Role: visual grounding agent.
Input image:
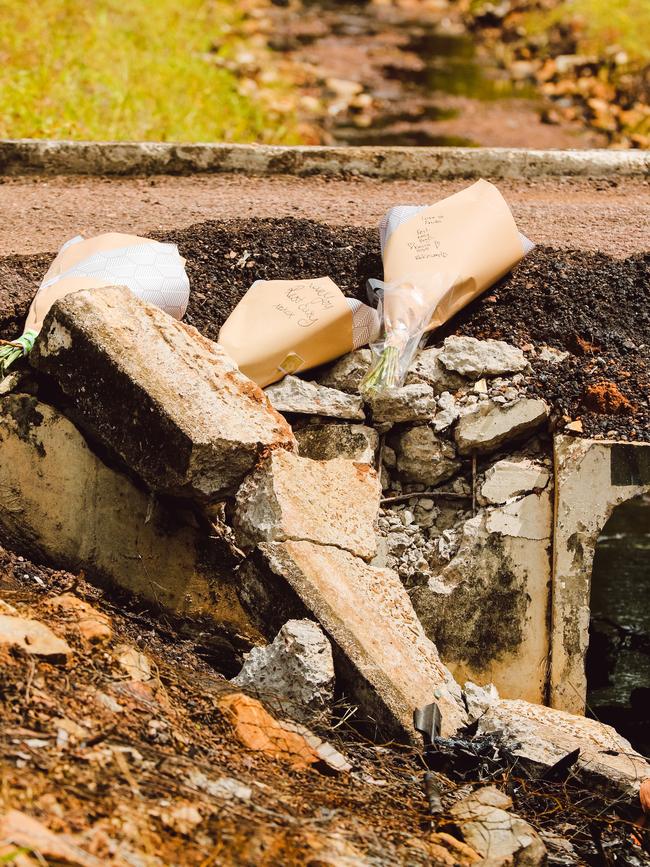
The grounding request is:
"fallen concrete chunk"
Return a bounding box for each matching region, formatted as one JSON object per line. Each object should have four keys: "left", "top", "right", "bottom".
{"left": 232, "top": 619, "right": 335, "bottom": 723}
{"left": 395, "top": 425, "right": 461, "bottom": 486}
{"left": 368, "top": 383, "right": 436, "bottom": 423}
{"left": 295, "top": 423, "right": 378, "bottom": 464}
{"left": 481, "top": 458, "right": 550, "bottom": 504}
{"left": 455, "top": 399, "right": 549, "bottom": 456}
{"left": 30, "top": 285, "right": 295, "bottom": 500}
{"left": 433, "top": 391, "right": 461, "bottom": 432}
{"left": 235, "top": 449, "right": 381, "bottom": 560}
{"left": 449, "top": 786, "right": 546, "bottom": 866}
{"left": 0, "top": 395, "right": 254, "bottom": 632}
{"left": 239, "top": 540, "right": 467, "bottom": 740}
{"left": 478, "top": 698, "right": 650, "bottom": 802}
{"left": 41, "top": 594, "right": 112, "bottom": 645}
{"left": 265, "top": 375, "right": 365, "bottom": 419}
{"left": 407, "top": 347, "right": 467, "bottom": 395}
{"left": 318, "top": 349, "right": 372, "bottom": 393}
{"left": 0, "top": 614, "right": 71, "bottom": 661}
{"left": 439, "top": 336, "right": 528, "bottom": 378}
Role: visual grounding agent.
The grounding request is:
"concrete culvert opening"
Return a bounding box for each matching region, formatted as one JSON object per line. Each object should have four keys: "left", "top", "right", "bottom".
{"left": 586, "top": 493, "right": 650, "bottom": 757}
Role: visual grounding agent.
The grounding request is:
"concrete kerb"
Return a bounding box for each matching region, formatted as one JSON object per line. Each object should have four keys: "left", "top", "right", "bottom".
{"left": 0, "top": 139, "right": 648, "bottom": 178}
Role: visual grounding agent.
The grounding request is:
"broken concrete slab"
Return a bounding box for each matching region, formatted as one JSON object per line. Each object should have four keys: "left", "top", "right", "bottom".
{"left": 265, "top": 375, "right": 365, "bottom": 420}
{"left": 551, "top": 435, "right": 650, "bottom": 714}
{"left": 238, "top": 540, "right": 467, "bottom": 740}
{"left": 317, "top": 349, "right": 372, "bottom": 394}
{"left": 455, "top": 399, "right": 549, "bottom": 456}
{"left": 295, "top": 423, "right": 378, "bottom": 464}
{"left": 481, "top": 459, "right": 550, "bottom": 505}
{"left": 486, "top": 492, "right": 553, "bottom": 540}
{"left": 449, "top": 787, "right": 546, "bottom": 866}
{"left": 235, "top": 449, "right": 381, "bottom": 560}
{"left": 395, "top": 425, "right": 461, "bottom": 486}
{"left": 232, "top": 619, "right": 334, "bottom": 723}
{"left": 0, "top": 614, "right": 71, "bottom": 661}
{"left": 407, "top": 347, "right": 467, "bottom": 395}
{"left": 439, "top": 336, "right": 528, "bottom": 378}
{"left": 368, "top": 383, "right": 436, "bottom": 424}
{"left": 478, "top": 697, "right": 650, "bottom": 802}
{"left": 0, "top": 395, "right": 254, "bottom": 632}
{"left": 30, "top": 285, "right": 295, "bottom": 500}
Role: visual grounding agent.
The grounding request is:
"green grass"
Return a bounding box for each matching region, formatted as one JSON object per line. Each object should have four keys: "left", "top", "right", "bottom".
{"left": 0, "top": 0, "right": 301, "bottom": 142}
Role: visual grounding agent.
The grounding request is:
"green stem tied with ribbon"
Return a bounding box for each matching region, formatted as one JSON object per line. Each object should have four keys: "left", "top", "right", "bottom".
{"left": 0, "top": 330, "right": 39, "bottom": 378}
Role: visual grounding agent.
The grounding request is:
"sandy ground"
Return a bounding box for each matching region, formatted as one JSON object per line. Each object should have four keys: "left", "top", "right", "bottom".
{"left": 0, "top": 174, "right": 648, "bottom": 257}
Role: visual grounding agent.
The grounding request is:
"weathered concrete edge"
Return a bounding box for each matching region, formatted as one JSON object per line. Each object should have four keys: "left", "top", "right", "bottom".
{"left": 0, "top": 139, "right": 648, "bottom": 179}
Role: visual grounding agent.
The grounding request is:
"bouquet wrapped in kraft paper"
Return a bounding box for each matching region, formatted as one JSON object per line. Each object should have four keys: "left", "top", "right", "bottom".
{"left": 0, "top": 233, "right": 190, "bottom": 377}
{"left": 361, "top": 179, "right": 534, "bottom": 394}
{"left": 219, "top": 277, "right": 379, "bottom": 388}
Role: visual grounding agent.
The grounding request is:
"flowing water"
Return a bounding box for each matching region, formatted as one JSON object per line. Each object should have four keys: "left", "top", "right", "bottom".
{"left": 586, "top": 495, "right": 650, "bottom": 757}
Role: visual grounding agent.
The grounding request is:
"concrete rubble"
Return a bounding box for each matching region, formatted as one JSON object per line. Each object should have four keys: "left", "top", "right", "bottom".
{"left": 30, "top": 285, "right": 296, "bottom": 500}
{"left": 1, "top": 285, "right": 648, "bottom": 854}
{"left": 232, "top": 619, "right": 335, "bottom": 723}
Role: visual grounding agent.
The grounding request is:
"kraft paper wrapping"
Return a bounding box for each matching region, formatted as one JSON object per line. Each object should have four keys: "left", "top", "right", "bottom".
{"left": 380, "top": 179, "right": 533, "bottom": 333}
{"left": 24, "top": 233, "right": 190, "bottom": 333}
{"left": 218, "top": 277, "right": 379, "bottom": 388}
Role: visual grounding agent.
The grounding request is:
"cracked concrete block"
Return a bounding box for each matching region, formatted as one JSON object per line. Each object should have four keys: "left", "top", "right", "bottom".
{"left": 478, "top": 698, "right": 650, "bottom": 802}
{"left": 367, "top": 383, "right": 436, "bottom": 423}
{"left": 295, "top": 423, "right": 378, "bottom": 464}
{"left": 237, "top": 540, "right": 467, "bottom": 740}
{"left": 265, "top": 375, "right": 365, "bottom": 419}
{"left": 439, "top": 336, "right": 528, "bottom": 378}
{"left": 395, "top": 425, "right": 461, "bottom": 486}
{"left": 234, "top": 449, "right": 381, "bottom": 560}
{"left": 411, "top": 486, "right": 552, "bottom": 704}
{"left": 551, "top": 435, "right": 650, "bottom": 714}
{"left": 232, "top": 619, "right": 334, "bottom": 723}
{"left": 481, "top": 459, "right": 550, "bottom": 504}
{"left": 455, "top": 399, "right": 549, "bottom": 456}
{"left": 0, "top": 395, "right": 254, "bottom": 633}
{"left": 407, "top": 347, "right": 467, "bottom": 395}
{"left": 30, "top": 286, "right": 295, "bottom": 500}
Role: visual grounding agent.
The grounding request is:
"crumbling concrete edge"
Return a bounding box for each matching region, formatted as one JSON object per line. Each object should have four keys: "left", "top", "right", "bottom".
{"left": 0, "top": 139, "right": 648, "bottom": 179}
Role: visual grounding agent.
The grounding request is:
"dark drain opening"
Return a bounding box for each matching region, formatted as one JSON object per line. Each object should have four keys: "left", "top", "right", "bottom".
{"left": 585, "top": 493, "right": 650, "bottom": 757}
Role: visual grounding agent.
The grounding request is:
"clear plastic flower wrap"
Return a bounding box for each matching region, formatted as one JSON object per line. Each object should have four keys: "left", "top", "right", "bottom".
{"left": 360, "top": 272, "right": 457, "bottom": 395}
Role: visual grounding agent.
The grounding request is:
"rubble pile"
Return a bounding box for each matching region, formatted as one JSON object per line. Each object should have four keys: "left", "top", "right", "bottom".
{"left": 0, "top": 224, "right": 648, "bottom": 863}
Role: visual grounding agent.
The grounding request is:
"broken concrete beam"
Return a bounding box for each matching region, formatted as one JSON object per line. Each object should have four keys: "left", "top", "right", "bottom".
{"left": 234, "top": 449, "right": 381, "bottom": 560}
{"left": 0, "top": 395, "right": 255, "bottom": 634}
{"left": 264, "top": 375, "right": 365, "bottom": 420}
{"left": 479, "top": 697, "right": 650, "bottom": 802}
{"left": 480, "top": 458, "right": 550, "bottom": 505}
{"left": 439, "top": 336, "right": 528, "bottom": 378}
{"left": 295, "top": 423, "right": 378, "bottom": 464}
{"left": 237, "top": 540, "right": 467, "bottom": 740}
{"left": 455, "top": 398, "right": 549, "bottom": 455}
{"left": 30, "top": 286, "right": 295, "bottom": 500}
{"left": 232, "top": 619, "right": 335, "bottom": 723}
{"left": 395, "top": 425, "right": 461, "bottom": 486}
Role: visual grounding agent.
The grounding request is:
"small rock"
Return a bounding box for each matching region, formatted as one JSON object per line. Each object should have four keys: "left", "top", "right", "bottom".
{"left": 367, "top": 384, "right": 436, "bottom": 423}
{"left": 232, "top": 619, "right": 334, "bottom": 723}
{"left": 463, "top": 681, "right": 500, "bottom": 723}
{"left": 396, "top": 426, "right": 461, "bottom": 486}
{"left": 434, "top": 391, "right": 461, "bottom": 432}
{"left": 186, "top": 769, "right": 252, "bottom": 802}
{"left": 382, "top": 445, "right": 397, "bottom": 468}
{"left": 538, "top": 345, "right": 569, "bottom": 364}
{"left": 481, "top": 459, "right": 550, "bottom": 504}
{"left": 265, "top": 375, "right": 365, "bottom": 420}
{"left": 159, "top": 802, "right": 203, "bottom": 836}
{"left": 565, "top": 419, "right": 583, "bottom": 433}
{"left": 473, "top": 378, "right": 488, "bottom": 394}
{"left": 0, "top": 614, "right": 71, "bottom": 661}
{"left": 42, "top": 594, "right": 112, "bottom": 645}
{"left": 295, "top": 423, "right": 378, "bottom": 464}
{"left": 439, "top": 336, "right": 528, "bottom": 378}
{"left": 318, "top": 349, "right": 372, "bottom": 393}
{"left": 455, "top": 399, "right": 549, "bottom": 456}
{"left": 0, "top": 810, "right": 102, "bottom": 867}
{"left": 407, "top": 346, "right": 467, "bottom": 394}
{"left": 449, "top": 786, "right": 546, "bottom": 866}
{"left": 115, "top": 644, "right": 152, "bottom": 682}
{"left": 234, "top": 449, "right": 381, "bottom": 560}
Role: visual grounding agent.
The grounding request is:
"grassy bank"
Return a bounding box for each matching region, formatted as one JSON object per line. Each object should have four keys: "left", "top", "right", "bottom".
{"left": 0, "top": 0, "right": 300, "bottom": 143}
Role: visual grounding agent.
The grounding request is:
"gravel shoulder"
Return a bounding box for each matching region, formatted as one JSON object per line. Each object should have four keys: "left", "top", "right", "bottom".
{"left": 0, "top": 173, "right": 648, "bottom": 257}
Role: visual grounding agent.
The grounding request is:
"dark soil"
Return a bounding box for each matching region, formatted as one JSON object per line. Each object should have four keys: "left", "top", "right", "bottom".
{"left": 1, "top": 217, "right": 648, "bottom": 441}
